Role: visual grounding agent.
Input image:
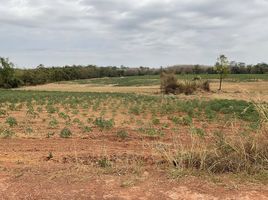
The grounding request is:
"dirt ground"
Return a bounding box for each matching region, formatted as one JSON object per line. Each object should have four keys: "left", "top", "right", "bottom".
{"left": 2, "top": 81, "right": 268, "bottom": 199}
{"left": 1, "top": 137, "right": 268, "bottom": 200}
{"left": 16, "top": 81, "right": 268, "bottom": 102}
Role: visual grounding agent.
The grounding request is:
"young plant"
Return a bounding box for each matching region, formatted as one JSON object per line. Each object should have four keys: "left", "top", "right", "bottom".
{"left": 94, "top": 117, "right": 114, "bottom": 130}
{"left": 0, "top": 129, "right": 15, "bottom": 138}
{"left": 49, "top": 118, "right": 59, "bottom": 129}
{"left": 5, "top": 117, "right": 17, "bottom": 127}
{"left": 60, "top": 127, "right": 72, "bottom": 138}
{"left": 215, "top": 54, "right": 229, "bottom": 90}
{"left": 116, "top": 130, "right": 129, "bottom": 140}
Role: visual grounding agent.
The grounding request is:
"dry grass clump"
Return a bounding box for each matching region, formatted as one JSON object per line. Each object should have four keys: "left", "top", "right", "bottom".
{"left": 156, "top": 102, "right": 268, "bottom": 175}
{"left": 160, "top": 72, "right": 210, "bottom": 95}
{"left": 160, "top": 71, "right": 178, "bottom": 94}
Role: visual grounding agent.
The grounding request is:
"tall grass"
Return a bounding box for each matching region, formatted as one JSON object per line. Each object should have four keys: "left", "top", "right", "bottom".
{"left": 160, "top": 71, "right": 210, "bottom": 95}
{"left": 156, "top": 101, "right": 268, "bottom": 174}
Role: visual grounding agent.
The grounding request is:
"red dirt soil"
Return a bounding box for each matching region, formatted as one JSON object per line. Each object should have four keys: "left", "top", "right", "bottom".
{"left": 0, "top": 137, "right": 267, "bottom": 200}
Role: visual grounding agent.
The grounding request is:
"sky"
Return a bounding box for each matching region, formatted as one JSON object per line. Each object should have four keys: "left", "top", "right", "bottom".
{"left": 0, "top": 0, "right": 268, "bottom": 68}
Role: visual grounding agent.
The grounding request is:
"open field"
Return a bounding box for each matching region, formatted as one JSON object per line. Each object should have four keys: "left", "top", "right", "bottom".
{"left": 58, "top": 74, "right": 268, "bottom": 86}
{"left": 0, "top": 86, "right": 268, "bottom": 199}
{"left": 17, "top": 80, "right": 268, "bottom": 102}
{"left": 2, "top": 75, "right": 268, "bottom": 199}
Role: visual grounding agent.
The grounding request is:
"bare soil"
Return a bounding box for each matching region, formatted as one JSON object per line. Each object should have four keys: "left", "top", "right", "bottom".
{"left": 0, "top": 137, "right": 268, "bottom": 199}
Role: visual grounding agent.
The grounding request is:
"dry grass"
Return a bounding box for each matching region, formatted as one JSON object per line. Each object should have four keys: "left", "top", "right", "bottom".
{"left": 15, "top": 81, "right": 268, "bottom": 102}
{"left": 156, "top": 101, "right": 268, "bottom": 175}
{"left": 160, "top": 72, "right": 210, "bottom": 95}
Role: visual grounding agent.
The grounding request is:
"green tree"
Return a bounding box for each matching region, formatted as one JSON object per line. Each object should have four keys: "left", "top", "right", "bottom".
{"left": 0, "top": 57, "right": 22, "bottom": 88}
{"left": 215, "top": 55, "right": 229, "bottom": 90}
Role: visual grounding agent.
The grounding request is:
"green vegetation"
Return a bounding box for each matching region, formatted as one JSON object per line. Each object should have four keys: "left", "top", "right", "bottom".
{"left": 0, "top": 128, "right": 15, "bottom": 138}
{"left": 5, "top": 117, "right": 18, "bottom": 127}
{"left": 215, "top": 54, "right": 230, "bottom": 90}
{"left": 0, "top": 88, "right": 266, "bottom": 182}
{"left": 60, "top": 127, "right": 72, "bottom": 138}
{"left": 0, "top": 57, "right": 22, "bottom": 88}
{"left": 61, "top": 74, "right": 268, "bottom": 87}
{"left": 0, "top": 90, "right": 260, "bottom": 123}
{"left": 0, "top": 56, "right": 267, "bottom": 88}
{"left": 94, "top": 117, "right": 114, "bottom": 130}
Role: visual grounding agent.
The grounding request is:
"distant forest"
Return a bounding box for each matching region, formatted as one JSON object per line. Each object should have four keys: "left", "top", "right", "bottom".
{"left": 0, "top": 57, "right": 268, "bottom": 88}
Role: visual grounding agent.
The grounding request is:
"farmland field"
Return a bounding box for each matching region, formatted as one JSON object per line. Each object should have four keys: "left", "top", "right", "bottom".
{"left": 1, "top": 76, "right": 268, "bottom": 199}
{"left": 58, "top": 74, "right": 268, "bottom": 86}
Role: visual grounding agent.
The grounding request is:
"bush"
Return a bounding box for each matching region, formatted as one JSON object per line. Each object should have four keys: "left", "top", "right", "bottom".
{"left": 201, "top": 80, "right": 210, "bottom": 92}
{"left": 160, "top": 71, "right": 210, "bottom": 95}
{"left": 160, "top": 71, "right": 178, "bottom": 94}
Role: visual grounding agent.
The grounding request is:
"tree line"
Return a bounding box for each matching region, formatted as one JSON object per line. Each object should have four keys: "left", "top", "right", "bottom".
{"left": 0, "top": 57, "right": 268, "bottom": 88}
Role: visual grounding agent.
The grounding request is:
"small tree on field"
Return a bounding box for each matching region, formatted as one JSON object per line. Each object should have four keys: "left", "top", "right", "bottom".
{"left": 215, "top": 55, "right": 229, "bottom": 90}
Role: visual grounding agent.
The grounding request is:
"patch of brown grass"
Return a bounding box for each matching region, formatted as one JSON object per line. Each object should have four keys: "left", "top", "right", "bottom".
{"left": 156, "top": 101, "right": 268, "bottom": 175}
{"left": 160, "top": 72, "right": 210, "bottom": 95}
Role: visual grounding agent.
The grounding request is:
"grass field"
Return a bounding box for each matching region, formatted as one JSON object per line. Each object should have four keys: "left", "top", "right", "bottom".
{"left": 1, "top": 76, "right": 268, "bottom": 199}
{"left": 59, "top": 74, "right": 268, "bottom": 86}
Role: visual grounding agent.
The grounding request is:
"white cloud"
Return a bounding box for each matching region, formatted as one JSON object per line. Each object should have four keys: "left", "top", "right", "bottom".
{"left": 0, "top": 0, "right": 267, "bottom": 67}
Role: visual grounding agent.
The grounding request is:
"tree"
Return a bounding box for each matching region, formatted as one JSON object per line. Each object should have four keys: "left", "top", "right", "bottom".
{"left": 0, "top": 57, "right": 21, "bottom": 88}
{"left": 215, "top": 55, "right": 229, "bottom": 90}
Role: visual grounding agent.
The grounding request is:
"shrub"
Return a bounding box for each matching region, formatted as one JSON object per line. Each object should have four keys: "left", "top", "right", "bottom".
{"left": 160, "top": 71, "right": 178, "bottom": 94}
{"left": 60, "top": 127, "right": 72, "bottom": 138}
{"left": 201, "top": 80, "right": 210, "bottom": 92}
{"left": 160, "top": 71, "right": 210, "bottom": 95}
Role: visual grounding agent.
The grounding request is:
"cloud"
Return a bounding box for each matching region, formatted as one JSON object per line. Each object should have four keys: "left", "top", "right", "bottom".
{"left": 0, "top": 0, "right": 267, "bottom": 67}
